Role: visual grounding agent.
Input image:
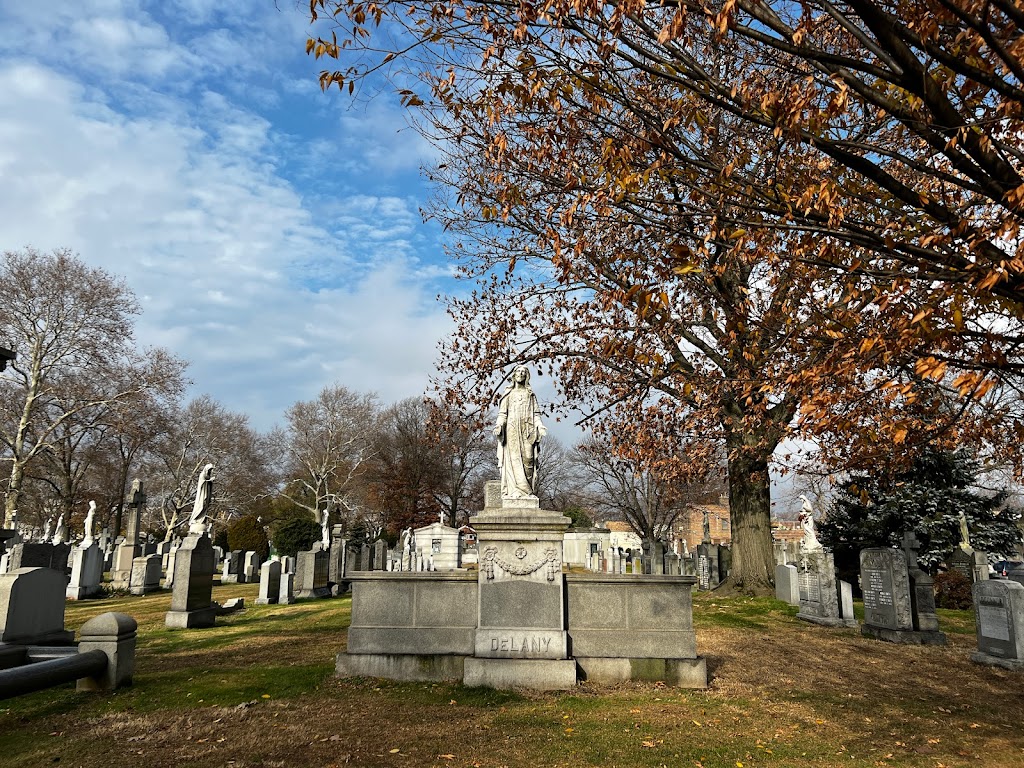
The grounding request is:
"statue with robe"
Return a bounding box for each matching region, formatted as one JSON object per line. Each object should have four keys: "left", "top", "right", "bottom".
{"left": 493, "top": 365, "right": 547, "bottom": 499}
{"left": 189, "top": 464, "right": 215, "bottom": 534}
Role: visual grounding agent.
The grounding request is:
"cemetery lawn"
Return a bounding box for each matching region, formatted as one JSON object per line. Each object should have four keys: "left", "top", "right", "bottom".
{"left": 2, "top": 587, "right": 1023, "bottom": 768}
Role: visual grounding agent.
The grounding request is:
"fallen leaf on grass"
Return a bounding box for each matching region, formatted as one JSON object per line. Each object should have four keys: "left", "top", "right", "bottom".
{"left": 389, "top": 748, "right": 400, "bottom": 754}
{"left": 438, "top": 755, "right": 455, "bottom": 760}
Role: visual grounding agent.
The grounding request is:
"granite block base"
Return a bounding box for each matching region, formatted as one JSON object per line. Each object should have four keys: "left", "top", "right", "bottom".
{"left": 970, "top": 650, "right": 1024, "bottom": 671}
{"left": 337, "top": 652, "right": 466, "bottom": 682}
{"left": 165, "top": 607, "right": 217, "bottom": 629}
{"left": 861, "top": 625, "right": 947, "bottom": 645}
{"left": 797, "top": 613, "right": 858, "bottom": 628}
{"left": 575, "top": 656, "right": 708, "bottom": 688}
{"left": 463, "top": 657, "right": 577, "bottom": 690}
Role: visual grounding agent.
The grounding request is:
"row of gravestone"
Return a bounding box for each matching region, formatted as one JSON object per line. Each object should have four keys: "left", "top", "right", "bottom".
{"left": 776, "top": 535, "right": 1024, "bottom": 670}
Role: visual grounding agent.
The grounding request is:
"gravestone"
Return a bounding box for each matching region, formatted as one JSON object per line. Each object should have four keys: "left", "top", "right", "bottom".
{"left": 950, "top": 547, "right": 989, "bottom": 584}
{"left": 129, "top": 554, "right": 162, "bottom": 596}
{"left": 970, "top": 579, "right": 1024, "bottom": 670}
{"left": 0, "top": 567, "right": 74, "bottom": 643}
{"left": 7, "top": 542, "right": 71, "bottom": 577}
{"left": 295, "top": 545, "right": 330, "bottom": 599}
{"left": 165, "top": 532, "right": 217, "bottom": 628}
{"left": 373, "top": 540, "right": 387, "bottom": 571}
{"left": 796, "top": 551, "right": 856, "bottom": 627}
{"left": 243, "top": 551, "right": 259, "bottom": 583}
{"left": 775, "top": 563, "right": 799, "bottom": 606}
{"left": 695, "top": 543, "right": 719, "bottom": 590}
{"left": 860, "top": 544, "right": 946, "bottom": 645}
{"left": 278, "top": 571, "right": 295, "bottom": 605}
{"left": 221, "top": 550, "right": 243, "bottom": 583}
{"left": 66, "top": 541, "right": 103, "bottom": 600}
{"left": 329, "top": 527, "right": 347, "bottom": 586}
{"left": 255, "top": 559, "right": 282, "bottom": 605}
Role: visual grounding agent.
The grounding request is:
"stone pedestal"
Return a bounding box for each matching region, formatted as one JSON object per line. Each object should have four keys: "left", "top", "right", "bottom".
{"left": 165, "top": 533, "right": 216, "bottom": 628}
{"left": 66, "top": 542, "right": 103, "bottom": 600}
{"left": 467, "top": 501, "right": 576, "bottom": 690}
{"left": 77, "top": 612, "right": 138, "bottom": 691}
{"left": 951, "top": 547, "right": 989, "bottom": 584}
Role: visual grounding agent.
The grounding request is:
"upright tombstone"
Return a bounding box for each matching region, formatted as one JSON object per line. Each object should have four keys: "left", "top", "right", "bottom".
{"left": 255, "top": 559, "right": 282, "bottom": 605}
{"left": 295, "top": 544, "right": 330, "bottom": 599}
{"left": 775, "top": 563, "right": 800, "bottom": 606}
{"left": 243, "top": 551, "right": 260, "bottom": 583}
{"left": 278, "top": 571, "right": 295, "bottom": 605}
{"left": 222, "top": 550, "right": 244, "bottom": 583}
{"left": 793, "top": 508, "right": 855, "bottom": 627}
{"left": 0, "top": 567, "right": 74, "bottom": 644}
{"left": 970, "top": 579, "right": 1024, "bottom": 670}
{"left": 67, "top": 502, "right": 103, "bottom": 600}
{"left": 112, "top": 480, "right": 146, "bottom": 588}
{"left": 166, "top": 463, "right": 217, "bottom": 629}
{"left": 329, "top": 525, "right": 347, "bottom": 588}
{"left": 373, "top": 539, "right": 387, "bottom": 571}
{"left": 129, "top": 554, "right": 162, "bottom": 595}
{"left": 795, "top": 551, "right": 855, "bottom": 627}
{"left": 950, "top": 547, "right": 989, "bottom": 585}
{"left": 860, "top": 541, "right": 947, "bottom": 645}
{"left": 695, "top": 543, "right": 719, "bottom": 590}
{"left": 6, "top": 542, "right": 72, "bottom": 577}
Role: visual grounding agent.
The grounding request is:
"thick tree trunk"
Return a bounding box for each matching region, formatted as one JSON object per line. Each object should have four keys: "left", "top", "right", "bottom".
{"left": 720, "top": 433, "right": 776, "bottom": 595}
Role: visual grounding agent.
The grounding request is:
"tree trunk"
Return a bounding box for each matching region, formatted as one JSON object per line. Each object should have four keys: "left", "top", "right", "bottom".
{"left": 4, "top": 461, "right": 24, "bottom": 528}
{"left": 720, "top": 433, "right": 776, "bottom": 595}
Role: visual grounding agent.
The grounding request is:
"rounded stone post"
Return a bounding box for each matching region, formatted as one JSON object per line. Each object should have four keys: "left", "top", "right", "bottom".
{"left": 76, "top": 612, "right": 138, "bottom": 691}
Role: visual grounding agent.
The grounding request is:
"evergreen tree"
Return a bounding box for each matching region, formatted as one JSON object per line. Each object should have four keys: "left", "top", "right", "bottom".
{"left": 819, "top": 449, "right": 1020, "bottom": 582}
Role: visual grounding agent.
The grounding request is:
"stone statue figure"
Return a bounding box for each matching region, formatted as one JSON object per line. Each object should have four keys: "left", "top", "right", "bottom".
{"left": 83, "top": 501, "right": 97, "bottom": 544}
{"left": 957, "top": 510, "right": 973, "bottom": 552}
{"left": 701, "top": 508, "right": 711, "bottom": 543}
{"left": 320, "top": 506, "right": 331, "bottom": 549}
{"left": 798, "top": 495, "right": 823, "bottom": 553}
{"left": 493, "top": 365, "right": 547, "bottom": 499}
{"left": 52, "top": 514, "right": 67, "bottom": 545}
{"left": 189, "top": 464, "right": 215, "bottom": 534}
{"left": 40, "top": 518, "right": 51, "bottom": 543}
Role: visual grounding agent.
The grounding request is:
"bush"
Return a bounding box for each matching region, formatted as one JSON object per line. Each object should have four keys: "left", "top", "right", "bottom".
{"left": 934, "top": 570, "right": 974, "bottom": 610}
{"left": 212, "top": 526, "right": 229, "bottom": 551}
{"left": 226, "top": 515, "right": 270, "bottom": 561}
{"left": 272, "top": 513, "right": 321, "bottom": 558}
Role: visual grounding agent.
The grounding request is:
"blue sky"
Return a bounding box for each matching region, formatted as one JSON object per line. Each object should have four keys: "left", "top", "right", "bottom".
{"left": 0, "top": 0, "right": 457, "bottom": 431}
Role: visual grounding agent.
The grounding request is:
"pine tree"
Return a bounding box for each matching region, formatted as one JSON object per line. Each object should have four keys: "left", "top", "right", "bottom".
{"left": 819, "top": 449, "right": 1020, "bottom": 583}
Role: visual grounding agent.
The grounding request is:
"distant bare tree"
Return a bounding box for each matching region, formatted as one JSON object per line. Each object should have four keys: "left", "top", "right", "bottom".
{"left": 0, "top": 247, "right": 185, "bottom": 527}
{"left": 281, "top": 385, "right": 379, "bottom": 528}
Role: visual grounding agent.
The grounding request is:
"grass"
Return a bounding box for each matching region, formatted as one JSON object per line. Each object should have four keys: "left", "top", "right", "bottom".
{"left": 2, "top": 583, "right": 1023, "bottom": 768}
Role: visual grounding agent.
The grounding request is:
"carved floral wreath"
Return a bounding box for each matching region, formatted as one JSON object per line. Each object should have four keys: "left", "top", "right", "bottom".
{"left": 481, "top": 546, "right": 559, "bottom": 581}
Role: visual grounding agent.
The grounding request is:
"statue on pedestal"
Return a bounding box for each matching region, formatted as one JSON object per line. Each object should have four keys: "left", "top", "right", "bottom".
{"left": 83, "top": 501, "right": 97, "bottom": 545}
{"left": 798, "top": 495, "right": 823, "bottom": 553}
{"left": 189, "top": 464, "right": 215, "bottom": 535}
{"left": 493, "top": 365, "right": 547, "bottom": 499}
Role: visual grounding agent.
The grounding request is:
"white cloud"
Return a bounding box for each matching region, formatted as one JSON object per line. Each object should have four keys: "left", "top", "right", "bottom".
{"left": 0, "top": 28, "right": 453, "bottom": 432}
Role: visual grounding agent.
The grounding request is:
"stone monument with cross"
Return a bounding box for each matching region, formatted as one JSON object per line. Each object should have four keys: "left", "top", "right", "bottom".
{"left": 111, "top": 480, "right": 146, "bottom": 589}
{"left": 859, "top": 532, "right": 947, "bottom": 645}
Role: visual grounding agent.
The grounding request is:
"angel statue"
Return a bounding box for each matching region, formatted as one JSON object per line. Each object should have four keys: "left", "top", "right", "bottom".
{"left": 493, "top": 365, "right": 547, "bottom": 499}
{"left": 798, "top": 495, "right": 823, "bottom": 553}
{"left": 189, "top": 464, "right": 215, "bottom": 534}
{"left": 83, "top": 501, "right": 97, "bottom": 544}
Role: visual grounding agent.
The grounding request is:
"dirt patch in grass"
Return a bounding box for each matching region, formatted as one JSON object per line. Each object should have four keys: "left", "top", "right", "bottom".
{"left": 2, "top": 588, "right": 1023, "bottom": 768}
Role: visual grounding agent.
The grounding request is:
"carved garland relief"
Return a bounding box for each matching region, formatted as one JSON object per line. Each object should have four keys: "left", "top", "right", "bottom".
{"left": 482, "top": 546, "right": 559, "bottom": 581}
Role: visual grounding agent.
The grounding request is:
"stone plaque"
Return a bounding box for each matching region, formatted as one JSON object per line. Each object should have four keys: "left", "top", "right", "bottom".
{"left": 798, "top": 570, "right": 820, "bottom": 603}
{"left": 474, "top": 628, "right": 567, "bottom": 659}
{"left": 979, "top": 603, "right": 1010, "bottom": 643}
{"left": 697, "top": 555, "right": 710, "bottom": 590}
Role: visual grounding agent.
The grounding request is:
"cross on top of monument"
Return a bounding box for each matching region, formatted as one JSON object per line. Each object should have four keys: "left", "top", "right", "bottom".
{"left": 902, "top": 531, "right": 921, "bottom": 567}
{"left": 130, "top": 479, "right": 146, "bottom": 508}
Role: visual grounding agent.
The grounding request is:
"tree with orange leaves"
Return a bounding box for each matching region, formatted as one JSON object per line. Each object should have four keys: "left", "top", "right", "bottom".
{"left": 307, "top": 0, "right": 1024, "bottom": 591}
